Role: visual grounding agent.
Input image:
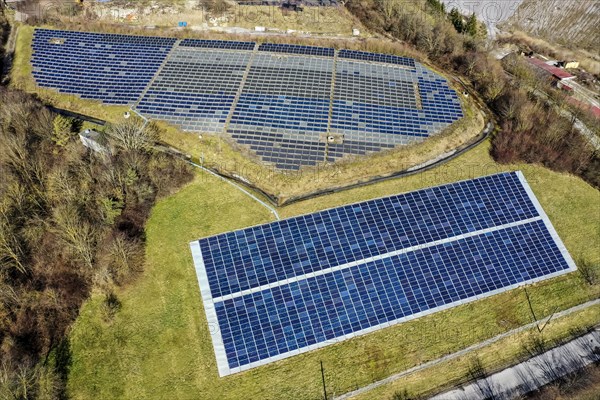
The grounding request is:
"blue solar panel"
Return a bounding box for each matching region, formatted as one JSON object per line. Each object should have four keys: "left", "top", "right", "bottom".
{"left": 31, "top": 29, "right": 176, "bottom": 104}
{"left": 180, "top": 38, "right": 256, "bottom": 50}
{"left": 201, "top": 172, "right": 540, "bottom": 298}
{"left": 30, "top": 28, "right": 464, "bottom": 169}
{"left": 338, "top": 49, "right": 416, "bottom": 68}
{"left": 258, "top": 43, "right": 335, "bottom": 57}
{"left": 190, "top": 171, "right": 576, "bottom": 376}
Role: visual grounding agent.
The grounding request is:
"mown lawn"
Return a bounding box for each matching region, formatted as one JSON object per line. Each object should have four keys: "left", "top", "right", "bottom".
{"left": 67, "top": 140, "right": 600, "bottom": 400}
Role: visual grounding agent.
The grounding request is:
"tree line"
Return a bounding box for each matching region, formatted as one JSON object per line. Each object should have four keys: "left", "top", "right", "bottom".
{"left": 0, "top": 87, "right": 192, "bottom": 399}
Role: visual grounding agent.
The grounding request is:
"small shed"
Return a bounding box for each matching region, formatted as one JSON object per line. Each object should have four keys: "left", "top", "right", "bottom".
{"left": 556, "top": 61, "right": 579, "bottom": 69}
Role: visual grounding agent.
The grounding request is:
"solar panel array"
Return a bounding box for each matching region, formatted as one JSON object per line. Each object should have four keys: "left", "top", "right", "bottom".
{"left": 229, "top": 54, "right": 333, "bottom": 169}
{"left": 190, "top": 172, "right": 576, "bottom": 376}
{"left": 338, "top": 49, "right": 416, "bottom": 68}
{"left": 330, "top": 61, "right": 462, "bottom": 149}
{"left": 31, "top": 29, "right": 463, "bottom": 169}
{"left": 32, "top": 29, "right": 176, "bottom": 104}
{"left": 137, "top": 49, "right": 252, "bottom": 133}
{"left": 180, "top": 38, "right": 256, "bottom": 51}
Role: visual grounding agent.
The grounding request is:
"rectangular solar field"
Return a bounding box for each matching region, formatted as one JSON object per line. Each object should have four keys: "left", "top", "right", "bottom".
{"left": 192, "top": 171, "right": 576, "bottom": 376}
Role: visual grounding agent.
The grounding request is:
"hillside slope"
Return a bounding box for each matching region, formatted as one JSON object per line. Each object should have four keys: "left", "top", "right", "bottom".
{"left": 500, "top": 0, "right": 599, "bottom": 53}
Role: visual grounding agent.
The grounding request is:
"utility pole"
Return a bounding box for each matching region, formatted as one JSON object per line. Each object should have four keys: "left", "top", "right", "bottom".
{"left": 320, "top": 360, "right": 327, "bottom": 400}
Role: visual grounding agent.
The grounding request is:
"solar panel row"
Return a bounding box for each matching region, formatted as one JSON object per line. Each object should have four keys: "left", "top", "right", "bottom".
{"left": 227, "top": 53, "right": 334, "bottom": 169}
{"left": 190, "top": 172, "right": 576, "bottom": 376}
{"left": 200, "top": 172, "right": 537, "bottom": 299}
{"left": 338, "top": 49, "right": 416, "bottom": 68}
{"left": 215, "top": 220, "right": 568, "bottom": 369}
{"left": 136, "top": 49, "right": 251, "bottom": 133}
{"left": 180, "top": 38, "right": 256, "bottom": 51}
{"left": 258, "top": 43, "right": 335, "bottom": 57}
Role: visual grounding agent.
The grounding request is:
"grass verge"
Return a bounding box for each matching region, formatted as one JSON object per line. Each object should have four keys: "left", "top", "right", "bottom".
{"left": 66, "top": 140, "right": 600, "bottom": 400}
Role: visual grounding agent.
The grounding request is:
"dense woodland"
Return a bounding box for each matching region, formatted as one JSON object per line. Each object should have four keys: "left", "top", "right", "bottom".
{"left": 347, "top": 0, "right": 600, "bottom": 188}
{"left": 0, "top": 87, "right": 192, "bottom": 398}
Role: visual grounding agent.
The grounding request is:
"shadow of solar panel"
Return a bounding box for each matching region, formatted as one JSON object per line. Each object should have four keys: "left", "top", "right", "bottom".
{"left": 190, "top": 172, "right": 576, "bottom": 375}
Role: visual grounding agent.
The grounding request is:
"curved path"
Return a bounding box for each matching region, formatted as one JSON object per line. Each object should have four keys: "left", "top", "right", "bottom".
{"left": 431, "top": 326, "right": 599, "bottom": 399}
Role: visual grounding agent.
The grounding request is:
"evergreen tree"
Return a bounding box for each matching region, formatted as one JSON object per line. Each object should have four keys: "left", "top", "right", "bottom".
{"left": 449, "top": 8, "right": 464, "bottom": 33}
{"left": 52, "top": 115, "right": 75, "bottom": 147}
{"left": 465, "top": 12, "right": 478, "bottom": 36}
{"left": 426, "top": 0, "right": 445, "bottom": 14}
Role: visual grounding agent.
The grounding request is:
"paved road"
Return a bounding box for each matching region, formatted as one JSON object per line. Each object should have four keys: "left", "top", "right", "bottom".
{"left": 333, "top": 298, "right": 600, "bottom": 400}
{"left": 431, "top": 326, "right": 600, "bottom": 399}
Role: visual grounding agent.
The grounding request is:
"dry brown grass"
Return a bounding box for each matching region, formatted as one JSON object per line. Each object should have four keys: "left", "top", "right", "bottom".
{"left": 137, "top": 6, "right": 361, "bottom": 36}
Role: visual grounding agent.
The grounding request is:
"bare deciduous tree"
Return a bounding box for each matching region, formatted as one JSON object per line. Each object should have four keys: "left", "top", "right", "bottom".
{"left": 577, "top": 259, "right": 598, "bottom": 286}
{"left": 0, "top": 207, "right": 26, "bottom": 275}
{"left": 106, "top": 118, "right": 159, "bottom": 153}
{"left": 51, "top": 205, "right": 96, "bottom": 270}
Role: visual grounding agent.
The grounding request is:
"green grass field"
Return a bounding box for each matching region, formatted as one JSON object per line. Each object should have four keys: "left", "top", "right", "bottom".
{"left": 66, "top": 140, "right": 600, "bottom": 400}
{"left": 352, "top": 304, "right": 600, "bottom": 399}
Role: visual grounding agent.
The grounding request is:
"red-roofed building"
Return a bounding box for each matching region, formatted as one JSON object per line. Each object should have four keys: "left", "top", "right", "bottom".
{"left": 527, "top": 57, "right": 575, "bottom": 81}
